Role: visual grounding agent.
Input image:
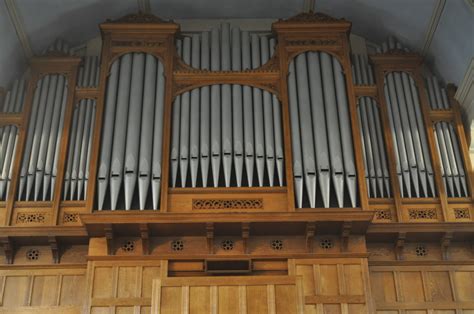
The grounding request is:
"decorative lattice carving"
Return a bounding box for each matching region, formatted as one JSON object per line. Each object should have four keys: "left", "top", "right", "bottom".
{"left": 171, "top": 240, "right": 184, "bottom": 251}
{"left": 271, "top": 240, "right": 283, "bottom": 251}
{"left": 375, "top": 209, "right": 392, "bottom": 220}
{"left": 63, "top": 213, "right": 79, "bottom": 223}
{"left": 454, "top": 208, "right": 470, "bottom": 219}
{"left": 221, "top": 240, "right": 234, "bottom": 251}
{"left": 408, "top": 209, "right": 437, "bottom": 220}
{"left": 192, "top": 199, "right": 263, "bottom": 210}
{"left": 320, "top": 239, "right": 333, "bottom": 249}
{"left": 415, "top": 245, "right": 427, "bottom": 257}
{"left": 111, "top": 40, "right": 165, "bottom": 48}
{"left": 26, "top": 249, "right": 40, "bottom": 261}
{"left": 121, "top": 240, "right": 135, "bottom": 252}
{"left": 16, "top": 212, "right": 46, "bottom": 224}
{"left": 286, "top": 39, "right": 338, "bottom": 46}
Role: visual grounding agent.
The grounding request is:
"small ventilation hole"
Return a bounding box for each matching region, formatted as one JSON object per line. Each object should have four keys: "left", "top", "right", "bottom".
{"left": 320, "top": 239, "right": 333, "bottom": 249}
{"left": 121, "top": 240, "right": 135, "bottom": 252}
{"left": 415, "top": 245, "right": 427, "bottom": 257}
{"left": 26, "top": 248, "right": 40, "bottom": 261}
{"left": 271, "top": 240, "right": 283, "bottom": 250}
{"left": 221, "top": 240, "right": 234, "bottom": 251}
{"left": 171, "top": 240, "right": 184, "bottom": 251}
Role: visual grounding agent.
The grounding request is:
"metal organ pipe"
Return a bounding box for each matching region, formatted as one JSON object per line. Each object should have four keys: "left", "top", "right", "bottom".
{"left": 170, "top": 40, "right": 182, "bottom": 188}
{"left": 0, "top": 79, "right": 26, "bottom": 201}
{"left": 426, "top": 75, "right": 469, "bottom": 197}
{"left": 98, "top": 52, "right": 166, "bottom": 210}
{"left": 179, "top": 38, "right": 191, "bottom": 188}
{"left": 169, "top": 24, "right": 284, "bottom": 190}
{"left": 288, "top": 51, "right": 357, "bottom": 208}
{"left": 269, "top": 38, "right": 284, "bottom": 186}
{"left": 200, "top": 33, "right": 211, "bottom": 187}
{"left": 231, "top": 27, "right": 244, "bottom": 187}
{"left": 64, "top": 56, "right": 98, "bottom": 202}
{"left": 189, "top": 34, "right": 201, "bottom": 188}
{"left": 377, "top": 37, "right": 438, "bottom": 198}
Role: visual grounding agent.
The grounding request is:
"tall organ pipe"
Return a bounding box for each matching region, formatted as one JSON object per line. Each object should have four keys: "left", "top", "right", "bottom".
{"left": 287, "top": 61, "right": 304, "bottom": 208}
{"left": 98, "top": 52, "right": 165, "bottom": 210}
{"left": 241, "top": 31, "right": 255, "bottom": 187}
{"left": 0, "top": 79, "right": 26, "bottom": 200}
{"left": 210, "top": 28, "right": 221, "bottom": 187}
{"left": 333, "top": 58, "right": 357, "bottom": 207}
{"left": 151, "top": 62, "right": 166, "bottom": 209}
{"left": 170, "top": 40, "right": 183, "bottom": 188}
{"left": 321, "top": 52, "right": 345, "bottom": 208}
{"left": 137, "top": 54, "right": 157, "bottom": 209}
{"left": 295, "top": 53, "right": 317, "bottom": 208}
{"left": 97, "top": 60, "right": 119, "bottom": 209}
{"left": 179, "top": 38, "right": 191, "bottom": 188}
{"left": 231, "top": 27, "right": 244, "bottom": 187}
{"left": 189, "top": 34, "right": 201, "bottom": 188}
{"left": 200, "top": 33, "right": 211, "bottom": 187}
{"left": 251, "top": 34, "right": 265, "bottom": 187}
{"left": 169, "top": 25, "right": 283, "bottom": 190}
{"left": 221, "top": 23, "right": 233, "bottom": 187}
{"left": 260, "top": 35, "right": 275, "bottom": 187}
{"left": 269, "top": 38, "right": 284, "bottom": 186}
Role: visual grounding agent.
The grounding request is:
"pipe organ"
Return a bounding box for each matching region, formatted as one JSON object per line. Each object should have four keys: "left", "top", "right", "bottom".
{"left": 0, "top": 11, "right": 472, "bottom": 314}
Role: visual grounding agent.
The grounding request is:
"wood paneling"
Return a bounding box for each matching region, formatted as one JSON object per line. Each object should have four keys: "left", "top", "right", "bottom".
{"left": 292, "top": 258, "right": 374, "bottom": 313}
{"left": 84, "top": 261, "right": 162, "bottom": 314}
{"left": 152, "top": 275, "right": 304, "bottom": 313}
{"left": 370, "top": 265, "right": 474, "bottom": 312}
{"left": 0, "top": 266, "right": 85, "bottom": 313}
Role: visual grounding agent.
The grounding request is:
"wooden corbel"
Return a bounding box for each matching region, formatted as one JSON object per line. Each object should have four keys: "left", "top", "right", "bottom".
{"left": 341, "top": 222, "right": 352, "bottom": 252}
{"left": 242, "top": 223, "right": 250, "bottom": 254}
{"left": 395, "top": 232, "right": 406, "bottom": 261}
{"left": 48, "top": 236, "right": 60, "bottom": 264}
{"left": 305, "top": 222, "right": 316, "bottom": 253}
{"left": 1, "top": 237, "right": 14, "bottom": 264}
{"left": 440, "top": 232, "right": 453, "bottom": 261}
{"left": 104, "top": 224, "right": 115, "bottom": 255}
{"left": 140, "top": 224, "right": 150, "bottom": 255}
{"left": 206, "top": 223, "right": 214, "bottom": 254}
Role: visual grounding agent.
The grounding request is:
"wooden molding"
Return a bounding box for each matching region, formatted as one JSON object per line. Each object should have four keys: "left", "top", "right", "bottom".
{"left": 305, "top": 222, "right": 316, "bottom": 253}
{"left": 140, "top": 223, "right": 150, "bottom": 255}
{"left": 48, "top": 236, "right": 60, "bottom": 264}
{"left": 395, "top": 232, "right": 406, "bottom": 261}
{"left": 206, "top": 223, "right": 214, "bottom": 254}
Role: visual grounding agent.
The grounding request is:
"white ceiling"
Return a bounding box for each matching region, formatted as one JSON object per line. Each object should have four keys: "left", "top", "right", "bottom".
{"left": 1, "top": 0, "right": 473, "bottom": 100}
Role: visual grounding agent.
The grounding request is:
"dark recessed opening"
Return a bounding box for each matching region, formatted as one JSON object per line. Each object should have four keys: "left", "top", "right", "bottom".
{"left": 205, "top": 259, "right": 251, "bottom": 274}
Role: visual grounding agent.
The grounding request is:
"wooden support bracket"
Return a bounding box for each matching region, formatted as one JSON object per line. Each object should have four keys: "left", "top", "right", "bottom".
{"left": 305, "top": 222, "right": 316, "bottom": 253}
{"left": 341, "top": 222, "right": 352, "bottom": 252}
{"left": 104, "top": 224, "right": 115, "bottom": 256}
{"left": 440, "top": 232, "right": 453, "bottom": 261}
{"left": 48, "top": 236, "right": 60, "bottom": 264}
{"left": 395, "top": 232, "right": 406, "bottom": 261}
{"left": 0, "top": 237, "right": 14, "bottom": 264}
{"left": 206, "top": 222, "right": 214, "bottom": 254}
{"left": 140, "top": 223, "right": 150, "bottom": 255}
{"left": 242, "top": 223, "right": 250, "bottom": 254}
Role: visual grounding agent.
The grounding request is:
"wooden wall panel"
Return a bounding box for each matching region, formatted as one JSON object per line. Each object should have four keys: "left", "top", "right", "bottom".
{"left": 0, "top": 267, "right": 86, "bottom": 313}
{"left": 370, "top": 265, "right": 474, "bottom": 313}
{"left": 84, "top": 261, "right": 162, "bottom": 314}
{"left": 292, "top": 258, "right": 373, "bottom": 313}
{"left": 153, "top": 275, "right": 304, "bottom": 314}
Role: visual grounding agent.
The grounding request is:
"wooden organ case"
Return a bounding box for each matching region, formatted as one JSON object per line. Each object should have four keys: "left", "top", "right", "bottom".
{"left": 0, "top": 11, "right": 472, "bottom": 314}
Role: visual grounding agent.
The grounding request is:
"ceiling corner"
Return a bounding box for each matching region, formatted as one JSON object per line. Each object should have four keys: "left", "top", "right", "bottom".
{"left": 421, "top": 0, "right": 446, "bottom": 56}
{"left": 4, "top": 0, "right": 33, "bottom": 58}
